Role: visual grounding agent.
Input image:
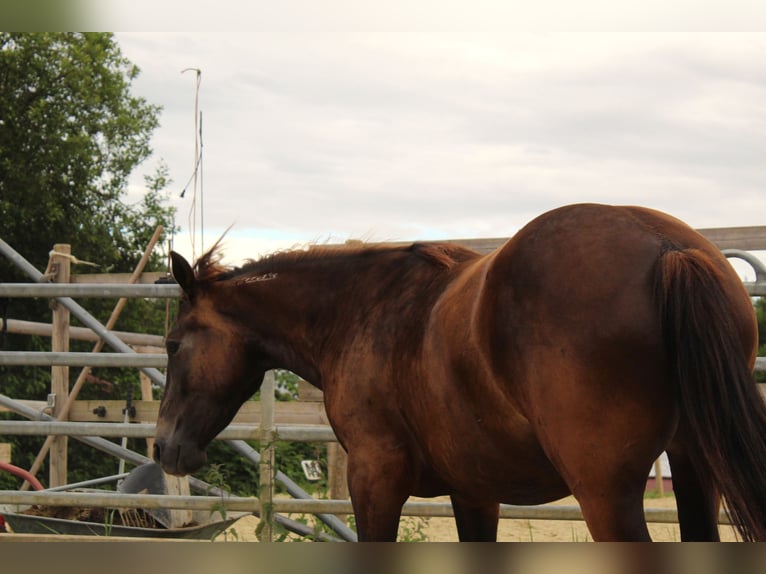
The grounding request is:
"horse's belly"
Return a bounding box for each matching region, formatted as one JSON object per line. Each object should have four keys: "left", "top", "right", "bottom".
{"left": 415, "top": 422, "right": 570, "bottom": 505}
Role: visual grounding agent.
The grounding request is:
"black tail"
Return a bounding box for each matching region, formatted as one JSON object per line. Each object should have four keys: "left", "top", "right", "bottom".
{"left": 657, "top": 248, "right": 766, "bottom": 541}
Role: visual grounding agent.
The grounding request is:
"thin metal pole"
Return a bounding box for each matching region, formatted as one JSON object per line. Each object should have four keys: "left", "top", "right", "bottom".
{"left": 0, "top": 283, "right": 180, "bottom": 298}
{"left": 0, "top": 489, "right": 730, "bottom": 526}
{"left": 0, "top": 421, "right": 337, "bottom": 442}
{"left": 0, "top": 352, "right": 167, "bottom": 367}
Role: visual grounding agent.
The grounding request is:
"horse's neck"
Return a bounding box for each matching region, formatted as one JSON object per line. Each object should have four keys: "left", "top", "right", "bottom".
{"left": 269, "top": 252, "right": 451, "bottom": 390}
{"left": 249, "top": 251, "right": 428, "bottom": 387}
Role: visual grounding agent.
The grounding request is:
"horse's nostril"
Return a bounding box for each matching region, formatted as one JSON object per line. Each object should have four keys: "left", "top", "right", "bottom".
{"left": 152, "top": 442, "right": 162, "bottom": 463}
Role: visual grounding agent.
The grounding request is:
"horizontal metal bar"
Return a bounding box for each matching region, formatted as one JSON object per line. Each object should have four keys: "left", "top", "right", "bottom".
{"left": 0, "top": 283, "right": 181, "bottom": 298}
{"left": 0, "top": 490, "right": 259, "bottom": 513}
{"left": 3, "top": 279, "right": 763, "bottom": 298}
{"left": 0, "top": 490, "right": 729, "bottom": 525}
{"left": 744, "top": 282, "right": 766, "bottom": 296}
{"left": 3, "top": 352, "right": 764, "bottom": 371}
{"left": 0, "top": 352, "right": 168, "bottom": 368}
{"left": 0, "top": 421, "right": 338, "bottom": 442}
{"left": 44, "top": 473, "right": 130, "bottom": 492}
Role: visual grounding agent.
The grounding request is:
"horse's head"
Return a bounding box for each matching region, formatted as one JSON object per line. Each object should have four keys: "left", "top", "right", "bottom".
{"left": 153, "top": 251, "right": 268, "bottom": 475}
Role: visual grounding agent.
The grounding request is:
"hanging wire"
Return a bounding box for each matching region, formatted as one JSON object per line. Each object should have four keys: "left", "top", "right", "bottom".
{"left": 180, "top": 67, "right": 203, "bottom": 260}
{"left": 199, "top": 110, "right": 204, "bottom": 252}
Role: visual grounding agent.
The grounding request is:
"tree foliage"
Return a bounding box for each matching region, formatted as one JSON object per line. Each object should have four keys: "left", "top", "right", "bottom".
{"left": 0, "top": 33, "right": 176, "bottom": 489}
{"left": 0, "top": 32, "right": 168, "bottom": 275}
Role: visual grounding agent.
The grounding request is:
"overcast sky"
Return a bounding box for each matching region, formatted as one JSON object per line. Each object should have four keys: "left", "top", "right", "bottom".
{"left": 113, "top": 32, "right": 766, "bottom": 265}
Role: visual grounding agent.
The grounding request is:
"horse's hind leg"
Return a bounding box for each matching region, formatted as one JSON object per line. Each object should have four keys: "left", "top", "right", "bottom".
{"left": 450, "top": 495, "right": 499, "bottom": 541}
{"left": 576, "top": 480, "right": 651, "bottom": 541}
{"left": 666, "top": 444, "right": 720, "bottom": 541}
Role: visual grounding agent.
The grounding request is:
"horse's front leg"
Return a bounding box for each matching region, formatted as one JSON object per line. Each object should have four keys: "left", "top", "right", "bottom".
{"left": 346, "top": 445, "right": 414, "bottom": 541}
{"left": 450, "top": 495, "right": 499, "bottom": 541}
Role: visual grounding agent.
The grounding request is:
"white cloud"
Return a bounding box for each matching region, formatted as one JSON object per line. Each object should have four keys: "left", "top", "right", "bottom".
{"left": 115, "top": 31, "right": 766, "bottom": 262}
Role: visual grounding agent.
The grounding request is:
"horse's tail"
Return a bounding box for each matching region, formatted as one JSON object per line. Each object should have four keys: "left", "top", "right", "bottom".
{"left": 657, "top": 247, "right": 766, "bottom": 541}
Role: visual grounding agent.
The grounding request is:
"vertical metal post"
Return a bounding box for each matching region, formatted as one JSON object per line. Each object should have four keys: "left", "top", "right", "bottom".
{"left": 258, "top": 370, "right": 276, "bottom": 542}
{"left": 50, "top": 244, "right": 71, "bottom": 487}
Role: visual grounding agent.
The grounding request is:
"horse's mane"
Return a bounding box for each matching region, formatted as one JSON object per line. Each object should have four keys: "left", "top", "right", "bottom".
{"left": 192, "top": 240, "right": 479, "bottom": 286}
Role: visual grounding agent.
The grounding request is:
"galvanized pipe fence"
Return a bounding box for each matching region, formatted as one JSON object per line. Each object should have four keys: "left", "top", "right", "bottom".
{"left": 0, "top": 238, "right": 356, "bottom": 541}
{"left": 0, "top": 237, "right": 763, "bottom": 540}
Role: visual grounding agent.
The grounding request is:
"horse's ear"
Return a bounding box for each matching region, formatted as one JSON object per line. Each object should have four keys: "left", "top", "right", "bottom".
{"left": 170, "top": 251, "right": 195, "bottom": 295}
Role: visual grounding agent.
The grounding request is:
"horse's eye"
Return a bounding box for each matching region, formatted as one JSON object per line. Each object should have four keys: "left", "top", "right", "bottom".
{"left": 166, "top": 340, "right": 181, "bottom": 355}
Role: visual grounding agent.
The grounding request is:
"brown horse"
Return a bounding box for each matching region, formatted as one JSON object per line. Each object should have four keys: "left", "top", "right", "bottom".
{"left": 154, "top": 203, "right": 766, "bottom": 541}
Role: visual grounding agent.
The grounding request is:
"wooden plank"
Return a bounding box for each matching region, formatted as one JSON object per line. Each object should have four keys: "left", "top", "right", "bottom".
{"left": 70, "top": 271, "right": 169, "bottom": 284}
{"left": 0, "top": 400, "right": 47, "bottom": 414}
{"left": 0, "top": 443, "right": 10, "bottom": 463}
{"left": 2, "top": 318, "right": 165, "bottom": 348}
{"left": 697, "top": 226, "right": 766, "bottom": 251}
{"left": 327, "top": 442, "right": 349, "bottom": 501}
{"left": 69, "top": 400, "right": 330, "bottom": 425}
{"left": 50, "top": 244, "right": 71, "bottom": 488}
{"left": 439, "top": 237, "right": 509, "bottom": 254}
{"left": 298, "top": 379, "right": 324, "bottom": 402}
{"left": 140, "top": 371, "right": 155, "bottom": 458}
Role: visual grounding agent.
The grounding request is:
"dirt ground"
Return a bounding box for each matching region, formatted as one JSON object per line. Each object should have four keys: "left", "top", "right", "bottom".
{"left": 223, "top": 494, "right": 740, "bottom": 542}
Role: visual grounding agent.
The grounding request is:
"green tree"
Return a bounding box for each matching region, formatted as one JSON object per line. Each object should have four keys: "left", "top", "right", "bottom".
{"left": 0, "top": 33, "right": 176, "bottom": 489}
{"left": 0, "top": 32, "right": 167, "bottom": 274}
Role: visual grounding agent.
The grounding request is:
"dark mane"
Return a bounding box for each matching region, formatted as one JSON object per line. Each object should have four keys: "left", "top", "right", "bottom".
{"left": 192, "top": 240, "right": 479, "bottom": 286}
{"left": 192, "top": 240, "right": 230, "bottom": 284}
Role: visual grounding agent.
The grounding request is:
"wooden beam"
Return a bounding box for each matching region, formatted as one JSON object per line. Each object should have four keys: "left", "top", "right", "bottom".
{"left": 297, "top": 379, "right": 324, "bottom": 402}
{"left": 696, "top": 226, "right": 766, "bottom": 251}
{"left": 69, "top": 399, "right": 330, "bottom": 425}
{"left": 0, "top": 400, "right": 47, "bottom": 414}
{"left": 2, "top": 318, "right": 165, "bottom": 348}
{"left": 0, "top": 443, "right": 10, "bottom": 464}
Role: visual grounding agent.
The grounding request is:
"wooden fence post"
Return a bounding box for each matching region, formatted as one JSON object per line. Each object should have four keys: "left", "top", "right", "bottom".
{"left": 297, "top": 379, "right": 349, "bottom": 501}
{"left": 258, "top": 370, "right": 276, "bottom": 542}
{"left": 327, "top": 442, "right": 349, "bottom": 501}
{"left": 50, "top": 244, "right": 71, "bottom": 488}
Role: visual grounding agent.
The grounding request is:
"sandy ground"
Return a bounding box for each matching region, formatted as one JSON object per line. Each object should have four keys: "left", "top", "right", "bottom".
{"left": 221, "top": 494, "right": 740, "bottom": 542}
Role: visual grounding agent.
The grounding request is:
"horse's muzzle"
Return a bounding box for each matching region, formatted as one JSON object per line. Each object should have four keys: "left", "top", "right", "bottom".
{"left": 152, "top": 436, "right": 207, "bottom": 476}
